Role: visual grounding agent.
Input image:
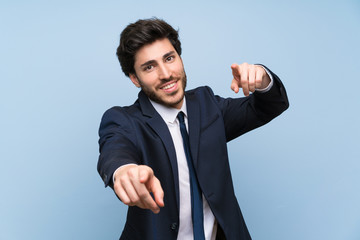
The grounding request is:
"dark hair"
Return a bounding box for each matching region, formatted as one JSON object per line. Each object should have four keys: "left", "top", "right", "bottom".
{"left": 116, "top": 18, "right": 182, "bottom": 77}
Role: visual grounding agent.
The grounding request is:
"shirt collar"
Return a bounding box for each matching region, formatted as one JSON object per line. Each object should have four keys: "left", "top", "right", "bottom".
{"left": 149, "top": 97, "right": 187, "bottom": 124}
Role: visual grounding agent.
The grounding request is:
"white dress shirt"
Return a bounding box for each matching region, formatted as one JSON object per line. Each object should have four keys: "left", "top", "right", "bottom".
{"left": 150, "top": 98, "right": 217, "bottom": 240}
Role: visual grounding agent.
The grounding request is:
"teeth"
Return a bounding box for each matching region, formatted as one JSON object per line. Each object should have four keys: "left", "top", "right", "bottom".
{"left": 162, "top": 83, "right": 175, "bottom": 90}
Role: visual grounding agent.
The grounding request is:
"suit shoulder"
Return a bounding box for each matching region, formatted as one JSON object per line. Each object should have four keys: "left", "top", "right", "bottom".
{"left": 102, "top": 101, "right": 140, "bottom": 119}
{"left": 101, "top": 106, "right": 127, "bottom": 124}
{"left": 100, "top": 101, "right": 142, "bottom": 129}
{"left": 186, "top": 86, "right": 216, "bottom": 98}
{"left": 186, "top": 86, "right": 224, "bottom": 114}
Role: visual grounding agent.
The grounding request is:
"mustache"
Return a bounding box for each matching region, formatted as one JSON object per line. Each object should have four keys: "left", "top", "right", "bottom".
{"left": 161, "top": 75, "right": 174, "bottom": 83}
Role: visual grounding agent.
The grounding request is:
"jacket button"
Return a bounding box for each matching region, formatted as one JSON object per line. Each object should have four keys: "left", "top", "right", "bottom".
{"left": 170, "top": 222, "right": 178, "bottom": 231}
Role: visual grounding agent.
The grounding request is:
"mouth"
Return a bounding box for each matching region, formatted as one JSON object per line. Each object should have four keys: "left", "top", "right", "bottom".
{"left": 160, "top": 81, "right": 178, "bottom": 92}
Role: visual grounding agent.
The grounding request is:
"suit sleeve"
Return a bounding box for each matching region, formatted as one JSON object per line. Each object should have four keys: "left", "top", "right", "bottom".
{"left": 97, "top": 107, "right": 141, "bottom": 188}
{"left": 213, "top": 65, "right": 289, "bottom": 142}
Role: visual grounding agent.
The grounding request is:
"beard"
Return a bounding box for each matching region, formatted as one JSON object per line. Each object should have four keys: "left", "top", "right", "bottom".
{"left": 138, "top": 70, "right": 187, "bottom": 109}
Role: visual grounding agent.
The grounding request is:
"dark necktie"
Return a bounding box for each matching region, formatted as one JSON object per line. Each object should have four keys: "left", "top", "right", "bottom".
{"left": 177, "top": 111, "right": 205, "bottom": 240}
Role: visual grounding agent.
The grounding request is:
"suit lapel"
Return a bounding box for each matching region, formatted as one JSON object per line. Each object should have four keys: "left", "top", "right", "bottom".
{"left": 138, "top": 91, "right": 180, "bottom": 210}
{"left": 185, "top": 92, "right": 201, "bottom": 168}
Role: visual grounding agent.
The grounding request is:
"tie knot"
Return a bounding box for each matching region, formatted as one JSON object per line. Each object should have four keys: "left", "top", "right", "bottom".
{"left": 177, "top": 111, "right": 185, "bottom": 124}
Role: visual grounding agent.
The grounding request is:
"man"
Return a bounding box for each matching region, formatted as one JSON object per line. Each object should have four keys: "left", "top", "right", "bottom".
{"left": 98, "top": 18, "right": 289, "bottom": 240}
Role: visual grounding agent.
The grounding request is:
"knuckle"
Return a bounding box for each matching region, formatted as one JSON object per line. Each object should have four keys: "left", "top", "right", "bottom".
{"left": 139, "top": 191, "right": 149, "bottom": 200}
{"left": 141, "top": 166, "right": 154, "bottom": 177}
{"left": 252, "top": 67, "right": 257, "bottom": 74}
{"left": 114, "top": 183, "right": 121, "bottom": 192}
{"left": 257, "top": 68, "right": 264, "bottom": 76}
{"left": 127, "top": 167, "right": 137, "bottom": 178}
{"left": 145, "top": 166, "right": 154, "bottom": 175}
{"left": 131, "top": 195, "right": 140, "bottom": 203}
{"left": 119, "top": 175, "right": 128, "bottom": 183}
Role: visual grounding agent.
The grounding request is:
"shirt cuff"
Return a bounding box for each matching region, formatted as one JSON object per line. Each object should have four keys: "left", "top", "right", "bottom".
{"left": 112, "top": 164, "right": 138, "bottom": 184}
{"left": 255, "top": 66, "right": 274, "bottom": 93}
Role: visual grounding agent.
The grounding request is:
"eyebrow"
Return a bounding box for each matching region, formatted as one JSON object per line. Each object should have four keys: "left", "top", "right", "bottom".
{"left": 163, "top": 51, "right": 175, "bottom": 60}
{"left": 140, "top": 60, "right": 156, "bottom": 68}
{"left": 139, "top": 51, "right": 176, "bottom": 68}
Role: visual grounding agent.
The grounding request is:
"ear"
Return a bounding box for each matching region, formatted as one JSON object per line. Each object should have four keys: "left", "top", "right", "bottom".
{"left": 129, "top": 74, "right": 141, "bottom": 88}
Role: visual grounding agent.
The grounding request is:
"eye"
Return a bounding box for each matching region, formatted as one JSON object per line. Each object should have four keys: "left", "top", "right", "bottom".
{"left": 165, "top": 56, "right": 174, "bottom": 62}
{"left": 144, "top": 65, "right": 153, "bottom": 71}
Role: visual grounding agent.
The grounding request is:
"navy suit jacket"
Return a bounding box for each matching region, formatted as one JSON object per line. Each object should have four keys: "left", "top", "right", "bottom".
{"left": 98, "top": 68, "right": 289, "bottom": 240}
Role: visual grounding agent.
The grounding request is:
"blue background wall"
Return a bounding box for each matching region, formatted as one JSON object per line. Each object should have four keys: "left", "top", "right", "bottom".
{"left": 1, "top": 0, "right": 359, "bottom": 239}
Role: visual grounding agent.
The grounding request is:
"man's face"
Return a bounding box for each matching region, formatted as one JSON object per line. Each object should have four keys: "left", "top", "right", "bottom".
{"left": 130, "top": 38, "right": 187, "bottom": 109}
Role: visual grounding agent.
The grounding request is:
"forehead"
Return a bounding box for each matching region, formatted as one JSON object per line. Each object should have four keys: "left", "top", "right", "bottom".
{"left": 134, "top": 38, "right": 175, "bottom": 66}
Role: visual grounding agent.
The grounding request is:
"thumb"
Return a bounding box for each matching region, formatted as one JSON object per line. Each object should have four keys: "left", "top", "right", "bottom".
{"left": 231, "top": 63, "right": 240, "bottom": 81}
{"left": 231, "top": 78, "right": 240, "bottom": 93}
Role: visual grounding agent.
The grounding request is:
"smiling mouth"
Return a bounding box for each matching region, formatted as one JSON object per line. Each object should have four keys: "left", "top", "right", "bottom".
{"left": 161, "top": 82, "right": 176, "bottom": 90}
{"left": 160, "top": 79, "right": 180, "bottom": 92}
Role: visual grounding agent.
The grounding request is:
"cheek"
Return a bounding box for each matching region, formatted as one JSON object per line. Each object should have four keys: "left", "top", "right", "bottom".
{"left": 139, "top": 75, "right": 158, "bottom": 87}
{"left": 173, "top": 64, "right": 185, "bottom": 76}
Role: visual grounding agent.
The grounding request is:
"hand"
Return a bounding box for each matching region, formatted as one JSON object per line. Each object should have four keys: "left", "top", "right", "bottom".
{"left": 113, "top": 165, "right": 164, "bottom": 214}
{"left": 230, "top": 63, "right": 271, "bottom": 96}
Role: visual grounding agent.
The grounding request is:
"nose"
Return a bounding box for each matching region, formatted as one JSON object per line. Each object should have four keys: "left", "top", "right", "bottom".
{"left": 158, "top": 63, "right": 171, "bottom": 80}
